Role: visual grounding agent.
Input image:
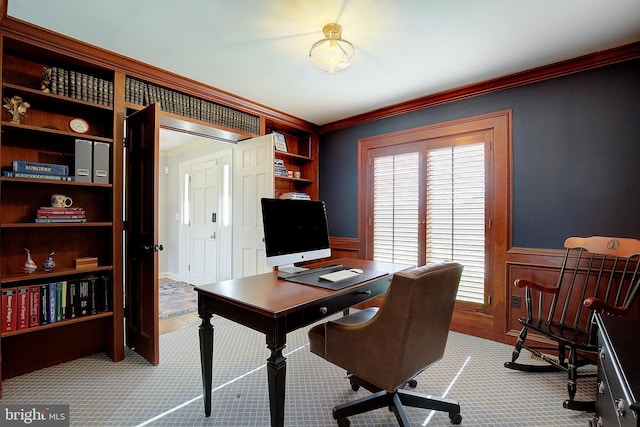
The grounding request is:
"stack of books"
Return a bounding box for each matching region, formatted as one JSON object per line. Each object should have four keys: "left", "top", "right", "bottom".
{"left": 36, "top": 207, "right": 86, "bottom": 223}
{"left": 274, "top": 159, "right": 288, "bottom": 177}
{"left": 279, "top": 192, "right": 311, "bottom": 200}
{"left": 4, "top": 160, "right": 73, "bottom": 181}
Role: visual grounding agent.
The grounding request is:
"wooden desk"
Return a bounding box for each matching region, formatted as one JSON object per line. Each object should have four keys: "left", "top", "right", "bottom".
{"left": 196, "top": 258, "right": 410, "bottom": 427}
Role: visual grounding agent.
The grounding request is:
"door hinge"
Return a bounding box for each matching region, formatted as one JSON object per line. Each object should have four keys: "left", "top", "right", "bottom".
{"left": 188, "top": 265, "right": 190, "bottom": 271}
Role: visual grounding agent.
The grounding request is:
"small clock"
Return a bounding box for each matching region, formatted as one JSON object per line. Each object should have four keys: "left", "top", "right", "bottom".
{"left": 69, "top": 117, "right": 90, "bottom": 134}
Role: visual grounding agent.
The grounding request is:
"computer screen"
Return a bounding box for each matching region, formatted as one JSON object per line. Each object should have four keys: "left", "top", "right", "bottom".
{"left": 261, "top": 198, "right": 331, "bottom": 273}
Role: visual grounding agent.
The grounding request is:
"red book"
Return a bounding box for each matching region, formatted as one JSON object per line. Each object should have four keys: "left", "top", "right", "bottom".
{"left": 37, "top": 208, "right": 85, "bottom": 216}
{"left": 29, "top": 285, "right": 40, "bottom": 327}
{"left": 16, "top": 287, "right": 29, "bottom": 330}
{"left": 1, "top": 287, "right": 18, "bottom": 333}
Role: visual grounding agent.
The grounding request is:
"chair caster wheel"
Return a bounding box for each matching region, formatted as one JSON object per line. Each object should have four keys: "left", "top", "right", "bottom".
{"left": 407, "top": 379, "right": 418, "bottom": 388}
{"left": 449, "top": 413, "right": 462, "bottom": 424}
{"left": 337, "top": 417, "right": 350, "bottom": 427}
{"left": 350, "top": 381, "right": 360, "bottom": 391}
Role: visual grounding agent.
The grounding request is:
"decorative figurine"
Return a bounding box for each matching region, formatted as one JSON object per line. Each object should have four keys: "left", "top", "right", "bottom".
{"left": 3, "top": 95, "right": 31, "bottom": 124}
{"left": 23, "top": 248, "right": 37, "bottom": 273}
{"left": 43, "top": 250, "right": 56, "bottom": 272}
{"left": 41, "top": 67, "right": 51, "bottom": 93}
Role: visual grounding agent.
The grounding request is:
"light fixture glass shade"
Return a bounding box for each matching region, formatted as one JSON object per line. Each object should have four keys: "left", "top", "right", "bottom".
{"left": 309, "top": 23, "right": 354, "bottom": 74}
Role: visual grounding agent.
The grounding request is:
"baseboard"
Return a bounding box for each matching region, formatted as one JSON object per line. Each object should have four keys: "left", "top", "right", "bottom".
{"left": 159, "top": 271, "right": 180, "bottom": 281}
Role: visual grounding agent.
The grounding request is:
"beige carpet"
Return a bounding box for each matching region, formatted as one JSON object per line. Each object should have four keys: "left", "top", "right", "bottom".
{"left": 1, "top": 314, "right": 596, "bottom": 426}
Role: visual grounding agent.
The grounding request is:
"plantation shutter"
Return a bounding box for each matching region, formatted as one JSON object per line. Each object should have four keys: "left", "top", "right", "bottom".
{"left": 426, "top": 142, "right": 485, "bottom": 304}
{"left": 371, "top": 141, "right": 486, "bottom": 305}
{"left": 372, "top": 152, "right": 420, "bottom": 264}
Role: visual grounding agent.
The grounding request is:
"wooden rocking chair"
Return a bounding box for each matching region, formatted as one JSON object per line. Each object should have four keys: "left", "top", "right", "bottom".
{"left": 504, "top": 236, "right": 640, "bottom": 411}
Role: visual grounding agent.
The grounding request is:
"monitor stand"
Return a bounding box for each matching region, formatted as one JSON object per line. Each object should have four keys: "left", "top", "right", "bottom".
{"left": 278, "top": 264, "right": 308, "bottom": 274}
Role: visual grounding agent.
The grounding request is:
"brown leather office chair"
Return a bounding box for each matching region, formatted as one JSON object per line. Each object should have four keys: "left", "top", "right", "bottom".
{"left": 309, "top": 261, "right": 464, "bottom": 427}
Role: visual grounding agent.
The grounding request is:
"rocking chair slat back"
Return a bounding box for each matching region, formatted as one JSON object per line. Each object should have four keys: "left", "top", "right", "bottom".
{"left": 540, "top": 237, "right": 640, "bottom": 340}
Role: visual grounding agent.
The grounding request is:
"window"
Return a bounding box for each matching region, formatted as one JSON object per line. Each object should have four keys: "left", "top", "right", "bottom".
{"left": 359, "top": 111, "right": 510, "bottom": 323}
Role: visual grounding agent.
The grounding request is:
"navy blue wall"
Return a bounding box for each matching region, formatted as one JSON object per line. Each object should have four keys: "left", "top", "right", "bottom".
{"left": 319, "top": 59, "right": 640, "bottom": 249}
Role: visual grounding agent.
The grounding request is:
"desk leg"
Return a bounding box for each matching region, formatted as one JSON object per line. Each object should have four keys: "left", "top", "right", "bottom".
{"left": 199, "top": 311, "right": 214, "bottom": 417}
{"left": 266, "top": 341, "right": 286, "bottom": 427}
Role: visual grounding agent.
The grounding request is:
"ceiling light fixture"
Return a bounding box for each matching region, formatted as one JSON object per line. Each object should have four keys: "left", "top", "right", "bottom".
{"left": 309, "top": 23, "right": 354, "bottom": 74}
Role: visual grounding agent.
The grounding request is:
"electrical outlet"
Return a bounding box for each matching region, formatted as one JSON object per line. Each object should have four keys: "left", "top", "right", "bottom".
{"left": 511, "top": 295, "right": 522, "bottom": 309}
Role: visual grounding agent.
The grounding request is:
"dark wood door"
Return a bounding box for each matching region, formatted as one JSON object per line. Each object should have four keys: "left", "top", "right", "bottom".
{"left": 125, "top": 103, "right": 160, "bottom": 365}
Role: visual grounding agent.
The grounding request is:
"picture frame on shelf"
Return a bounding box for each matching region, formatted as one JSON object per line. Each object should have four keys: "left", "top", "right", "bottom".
{"left": 273, "top": 131, "right": 287, "bottom": 152}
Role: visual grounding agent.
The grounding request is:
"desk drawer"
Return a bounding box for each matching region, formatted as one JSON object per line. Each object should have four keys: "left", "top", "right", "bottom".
{"left": 287, "top": 276, "right": 392, "bottom": 330}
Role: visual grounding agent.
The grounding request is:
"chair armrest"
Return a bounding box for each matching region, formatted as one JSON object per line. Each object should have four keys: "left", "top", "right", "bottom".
{"left": 583, "top": 297, "right": 629, "bottom": 316}
{"left": 514, "top": 278, "right": 559, "bottom": 294}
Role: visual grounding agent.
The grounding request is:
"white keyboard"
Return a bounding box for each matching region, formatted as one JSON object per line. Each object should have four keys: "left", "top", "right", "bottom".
{"left": 319, "top": 269, "right": 361, "bottom": 282}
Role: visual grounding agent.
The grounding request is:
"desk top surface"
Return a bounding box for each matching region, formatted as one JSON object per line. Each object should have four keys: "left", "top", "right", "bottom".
{"left": 196, "top": 258, "right": 411, "bottom": 316}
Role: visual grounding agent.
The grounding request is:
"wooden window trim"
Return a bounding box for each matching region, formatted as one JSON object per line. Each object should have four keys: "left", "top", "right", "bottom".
{"left": 358, "top": 110, "right": 512, "bottom": 340}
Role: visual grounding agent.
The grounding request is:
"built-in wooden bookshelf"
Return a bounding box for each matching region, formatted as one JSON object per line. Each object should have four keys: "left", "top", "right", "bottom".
{"left": 0, "top": 35, "right": 124, "bottom": 393}
{"left": 266, "top": 118, "right": 319, "bottom": 200}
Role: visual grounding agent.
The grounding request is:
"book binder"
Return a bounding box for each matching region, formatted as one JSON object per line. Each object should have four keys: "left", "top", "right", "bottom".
{"left": 93, "top": 141, "right": 110, "bottom": 183}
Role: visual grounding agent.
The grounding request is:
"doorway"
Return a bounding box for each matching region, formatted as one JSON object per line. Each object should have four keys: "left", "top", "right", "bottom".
{"left": 158, "top": 128, "right": 232, "bottom": 322}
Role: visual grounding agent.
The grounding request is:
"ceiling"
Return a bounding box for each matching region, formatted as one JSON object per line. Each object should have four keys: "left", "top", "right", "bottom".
{"left": 6, "top": 0, "right": 640, "bottom": 129}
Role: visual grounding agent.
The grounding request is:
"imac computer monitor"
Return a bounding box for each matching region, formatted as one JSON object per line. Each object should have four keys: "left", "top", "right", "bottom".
{"left": 261, "top": 198, "right": 331, "bottom": 274}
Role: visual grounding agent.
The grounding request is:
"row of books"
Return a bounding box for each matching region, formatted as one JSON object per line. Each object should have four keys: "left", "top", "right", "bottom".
{"left": 47, "top": 66, "right": 114, "bottom": 107}
{"left": 5, "top": 160, "right": 74, "bottom": 181}
{"left": 1, "top": 275, "right": 112, "bottom": 333}
{"left": 125, "top": 77, "right": 260, "bottom": 135}
{"left": 36, "top": 207, "right": 86, "bottom": 223}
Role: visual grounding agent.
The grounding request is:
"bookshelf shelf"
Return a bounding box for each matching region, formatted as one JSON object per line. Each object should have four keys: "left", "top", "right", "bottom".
{"left": 0, "top": 222, "right": 113, "bottom": 228}
{"left": 1, "top": 311, "right": 113, "bottom": 338}
{"left": 1, "top": 120, "right": 113, "bottom": 143}
{"left": 275, "top": 150, "right": 313, "bottom": 162}
{"left": 0, "top": 265, "right": 113, "bottom": 285}
{"left": 274, "top": 175, "right": 314, "bottom": 184}
{"left": 0, "top": 176, "right": 112, "bottom": 188}
{"left": 2, "top": 82, "right": 113, "bottom": 111}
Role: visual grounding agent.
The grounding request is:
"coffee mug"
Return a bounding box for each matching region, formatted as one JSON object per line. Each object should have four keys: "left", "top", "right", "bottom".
{"left": 51, "top": 194, "right": 73, "bottom": 208}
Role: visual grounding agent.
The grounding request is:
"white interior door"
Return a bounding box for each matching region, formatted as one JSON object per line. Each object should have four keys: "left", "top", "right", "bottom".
{"left": 232, "top": 134, "right": 274, "bottom": 278}
{"left": 178, "top": 148, "right": 233, "bottom": 285}
{"left": 188, "top": 157, "right": 219, "bottom": 285}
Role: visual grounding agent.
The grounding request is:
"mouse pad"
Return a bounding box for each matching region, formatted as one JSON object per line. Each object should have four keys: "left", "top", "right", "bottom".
{"left": 284, "top": 268, "right": 388, "bottom": 290}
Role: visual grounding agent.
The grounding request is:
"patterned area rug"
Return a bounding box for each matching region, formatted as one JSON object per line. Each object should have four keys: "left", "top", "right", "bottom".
{"left": 159, "top": 279, "right": 198, "bottom": 319}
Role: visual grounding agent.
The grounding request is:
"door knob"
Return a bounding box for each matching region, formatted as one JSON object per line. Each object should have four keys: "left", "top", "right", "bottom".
{"left": 144, "top": 244, "right": 164, "bottom": 252}
{"left": 210, "top": 232, "right": 216, "bottom": 239}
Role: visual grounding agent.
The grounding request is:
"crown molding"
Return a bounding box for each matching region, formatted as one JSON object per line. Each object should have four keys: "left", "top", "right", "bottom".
{"left": 319, "top": 42, "right": 640, "bottom": 134}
